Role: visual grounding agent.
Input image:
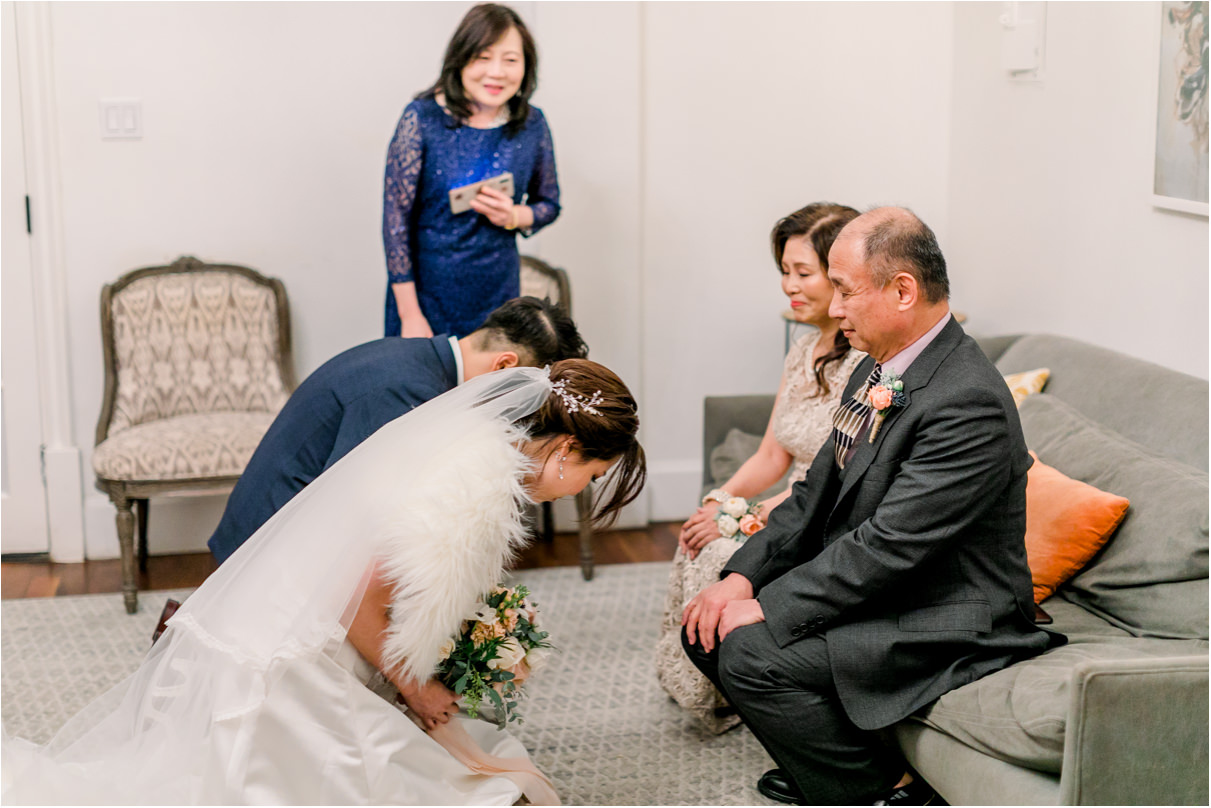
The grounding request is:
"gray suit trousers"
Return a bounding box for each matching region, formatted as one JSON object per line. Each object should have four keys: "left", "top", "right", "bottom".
{"left": 682, "top": 625, "right": 901, "bottom": 804}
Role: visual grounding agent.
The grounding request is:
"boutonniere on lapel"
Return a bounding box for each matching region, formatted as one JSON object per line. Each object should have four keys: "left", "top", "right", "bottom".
{"left": 867, "top": 370, "right": 907, "bottom": 443}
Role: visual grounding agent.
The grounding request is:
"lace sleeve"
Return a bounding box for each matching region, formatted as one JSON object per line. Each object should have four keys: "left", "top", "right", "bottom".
{"left": 523, "top": 111, "right": 560, "bottom": 235}
{"left": 382, "top": 104, "right": 423, "bottom": 284}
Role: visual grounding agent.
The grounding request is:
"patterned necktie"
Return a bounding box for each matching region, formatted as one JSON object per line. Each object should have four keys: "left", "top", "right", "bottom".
{"left": 831, "top": 363, "right": 882, "bottom": 469}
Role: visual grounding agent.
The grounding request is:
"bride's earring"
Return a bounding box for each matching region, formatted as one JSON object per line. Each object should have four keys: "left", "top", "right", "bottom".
{"left": 558, "top": 455, "right": 566, "bottom": 480}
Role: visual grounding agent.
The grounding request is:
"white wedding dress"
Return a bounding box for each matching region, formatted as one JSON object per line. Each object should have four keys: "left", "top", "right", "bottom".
{"left": 3, "top": 368, "right": 557, "bottom": 805}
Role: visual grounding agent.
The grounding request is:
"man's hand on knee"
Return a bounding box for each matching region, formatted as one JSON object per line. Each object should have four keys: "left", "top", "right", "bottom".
{"left": 718, "top": 598, "right": 764, "bottom": 642}
{"left": 682, "top": 573, "right": 754, "bottom": 652}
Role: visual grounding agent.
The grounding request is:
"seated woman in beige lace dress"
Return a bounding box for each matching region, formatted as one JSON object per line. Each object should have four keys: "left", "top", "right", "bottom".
{"left": 656, "top": 202, "right": 865, "bottom": 733}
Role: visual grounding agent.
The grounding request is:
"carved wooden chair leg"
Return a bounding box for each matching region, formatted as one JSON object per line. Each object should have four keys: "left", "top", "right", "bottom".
{"left": 575, "top": 489, "right": 594, "bottom": 580}
{"left": 135, "top": 498, "right": 150, "bottom": 574}
{"left": 541, "top": 501, "right": 555, "bottom": 543}
{"left": 111, "top": 493, "right": 139, "bottom": 614}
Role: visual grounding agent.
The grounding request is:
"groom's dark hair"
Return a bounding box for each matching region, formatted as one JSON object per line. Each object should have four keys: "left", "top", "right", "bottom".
{"left": 472, "top": 297, "right": 588, "bottom": 368}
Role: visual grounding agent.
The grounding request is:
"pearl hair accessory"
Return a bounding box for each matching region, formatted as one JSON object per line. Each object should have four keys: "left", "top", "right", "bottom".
{"left": 551, "top": 378, "right": 604, "bottom": 416}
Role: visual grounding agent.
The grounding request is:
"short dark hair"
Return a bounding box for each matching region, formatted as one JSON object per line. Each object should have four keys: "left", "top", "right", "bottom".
{"left": 421, "top": 3, "right": 538, "bottom": 137}
{"left": 473, "top": 296, "right": 587, "bottom": 368}
{"left": 863, "top": 210, "right": 950, "bottom": 304}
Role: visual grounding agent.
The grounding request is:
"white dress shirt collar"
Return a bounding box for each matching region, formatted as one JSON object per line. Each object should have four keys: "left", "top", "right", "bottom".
{"left": 448, "top": 336, "right": 465, "bottom": 385}
{"left": 881, "top": 312, "right": 952, "bottom": 378}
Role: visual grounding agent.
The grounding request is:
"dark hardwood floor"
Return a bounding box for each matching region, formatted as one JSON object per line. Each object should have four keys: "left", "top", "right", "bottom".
{"left": 1, "top": 522, "right": 680, "bottom": 600}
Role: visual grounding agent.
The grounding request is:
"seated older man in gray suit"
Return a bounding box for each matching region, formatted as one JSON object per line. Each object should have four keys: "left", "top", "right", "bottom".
{"left": 207, "top": 296, "right": 586, "bottom": 564}
{"left": 683, "top": 208, "right": 1061, "bottom": 806}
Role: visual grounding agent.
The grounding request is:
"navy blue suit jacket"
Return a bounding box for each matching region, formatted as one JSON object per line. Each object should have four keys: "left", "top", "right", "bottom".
{"left": 208, "top": 336, "right": 458, "bottom": 563}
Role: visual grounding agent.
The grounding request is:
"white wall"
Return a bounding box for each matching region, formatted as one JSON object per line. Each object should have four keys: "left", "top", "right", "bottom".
{"left": 42, "top": 0, "right": 643, "bottom": 556}
{"left": 523, "top": 2, "right": 646, "bottom": 529}
{"left": 947, "top": 1, "right": 1209, "bottom": 379}
{"left": 640, "top": 1, "right": 956, "bottom": 517}
{"left": 9, "top": 1, "right": 1206, "bottom": 560}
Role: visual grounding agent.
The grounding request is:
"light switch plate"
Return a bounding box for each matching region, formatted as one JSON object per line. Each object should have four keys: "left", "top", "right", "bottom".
{"left": 1001, "top": 20, "right": 1040, "bottom": 72}
{"left": 99, "top": 98, "right": 142, "bottom": 139}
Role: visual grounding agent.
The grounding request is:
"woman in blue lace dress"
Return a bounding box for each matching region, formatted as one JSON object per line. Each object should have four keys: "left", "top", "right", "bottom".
{"left": 382, "top": 3, "right": 561, "bottom": 338}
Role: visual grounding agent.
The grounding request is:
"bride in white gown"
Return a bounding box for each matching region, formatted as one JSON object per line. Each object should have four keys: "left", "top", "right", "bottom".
{"left": 2, "top": 360, "right": 645, "bottom": 805}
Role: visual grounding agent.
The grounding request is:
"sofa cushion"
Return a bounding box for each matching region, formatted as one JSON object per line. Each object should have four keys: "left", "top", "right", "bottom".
{"left": 1018, "top": 395, "right": 1209, "bottom": 640}
{"left": 1002, "top": 368, "right": 1049, "bottom": 406}
{"left": 995, "top": 334, "right": 1208, "bottom": 471}
{"left": 1024, "top": 452, "right": 1130, "bottom": 604}
{"left": 914, "top": 598, "right": 1208, "bottom": 773}
{"left": 706, "top": 428, "right": 790, "bottom": 501}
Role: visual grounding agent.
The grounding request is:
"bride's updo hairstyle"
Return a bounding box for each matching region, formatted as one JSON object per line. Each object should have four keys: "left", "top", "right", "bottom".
{"left": 517, "top": 359, "right": 646, "bottom": 527}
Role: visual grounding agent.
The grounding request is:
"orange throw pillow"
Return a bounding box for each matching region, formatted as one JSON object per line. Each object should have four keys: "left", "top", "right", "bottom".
{"left": 1025, "top": 451, "right": 1130, "bottom": 603}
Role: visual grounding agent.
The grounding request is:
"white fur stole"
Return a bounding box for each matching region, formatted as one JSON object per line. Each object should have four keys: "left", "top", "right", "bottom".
{"left": 374, "top": 411, "right": 534, "bottom": 685}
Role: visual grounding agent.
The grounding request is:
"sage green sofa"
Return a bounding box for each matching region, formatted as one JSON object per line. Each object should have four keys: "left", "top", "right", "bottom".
{"left": 701, "top": 334, "right": 1209, "bottom": 805}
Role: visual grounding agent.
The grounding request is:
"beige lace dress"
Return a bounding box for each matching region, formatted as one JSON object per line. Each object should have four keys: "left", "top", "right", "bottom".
{"left": 655, "top": 331, "right": 864, "bottom": 733}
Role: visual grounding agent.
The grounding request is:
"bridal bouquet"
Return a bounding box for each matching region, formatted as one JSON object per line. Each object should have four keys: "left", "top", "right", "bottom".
{"left": 437, "top": 584, "right": 552, "bottom": 728}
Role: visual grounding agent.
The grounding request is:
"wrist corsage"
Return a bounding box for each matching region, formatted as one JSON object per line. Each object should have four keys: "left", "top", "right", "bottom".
{"left": 714, "top": 496, "right": 765, "bottom": 542}
{"left": 868, "top": 370, "right": 908, "bottom": 443}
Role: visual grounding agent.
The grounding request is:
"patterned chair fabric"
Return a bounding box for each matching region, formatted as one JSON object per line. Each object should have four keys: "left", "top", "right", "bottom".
{"left": 93, "top": 256, "right": 294, "bottom": 613}
{"left": 93, "top": 412, "right": 278, "bottom": 481}
{"left": 520, "top": 255, "right": 570, "bottom": 310}
{"left": 104, "top": 269, "right": 290, "bottom": 439}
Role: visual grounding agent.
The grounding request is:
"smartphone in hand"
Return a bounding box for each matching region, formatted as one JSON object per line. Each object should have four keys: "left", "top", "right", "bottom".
{"left": 449, "top": 172, "right": 514, "bottom": 215}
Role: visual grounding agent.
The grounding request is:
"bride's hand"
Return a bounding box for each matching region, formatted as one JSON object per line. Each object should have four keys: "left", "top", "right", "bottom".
{"left": 400, "top": 678, "right": 460, "bottom": 730}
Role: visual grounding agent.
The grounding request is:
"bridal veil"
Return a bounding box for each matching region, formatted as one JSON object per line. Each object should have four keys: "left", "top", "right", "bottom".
{"left": 2, "top": 367, "right": 553, "bottom": 804}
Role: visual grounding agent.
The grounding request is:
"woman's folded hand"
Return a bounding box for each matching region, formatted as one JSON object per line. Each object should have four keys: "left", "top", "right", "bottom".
{"left": 679, "top": 503, "right": 722, "bottom": 560}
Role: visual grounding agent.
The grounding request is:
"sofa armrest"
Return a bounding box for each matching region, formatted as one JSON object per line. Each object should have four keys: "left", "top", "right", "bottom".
{"left": 702, "top": 395, "right": 776, "bottom": 489}
{"left": 1058, "top": 654, "right": 1208, "bottom": 805}
{"left": 971, "top": 333, "right": 1022, "bottom": 364}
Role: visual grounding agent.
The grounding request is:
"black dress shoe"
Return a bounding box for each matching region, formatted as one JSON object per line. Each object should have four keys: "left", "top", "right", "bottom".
{"left": 871, "top": 776, "right": 938, "bottom": 806}
{"left": 757, "top": 769, "right": 806, "bottom": 805}
{"left": 151, "top": 598, "right": 181, "bottom": 645}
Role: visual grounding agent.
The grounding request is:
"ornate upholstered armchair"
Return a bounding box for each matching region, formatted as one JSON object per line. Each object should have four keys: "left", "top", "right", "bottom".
{"left": 519, "top": 255, "right": 597, "bottom": 580}
{"left": 93, "top": 256, "right": 295, "bottom": 613}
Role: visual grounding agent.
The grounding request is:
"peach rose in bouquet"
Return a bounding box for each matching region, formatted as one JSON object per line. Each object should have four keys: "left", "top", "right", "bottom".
{"left": 436, "top": 584, "right": 552, "bottom": 727}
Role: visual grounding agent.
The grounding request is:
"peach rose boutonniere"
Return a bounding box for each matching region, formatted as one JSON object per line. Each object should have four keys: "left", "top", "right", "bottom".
{"left": 868, "top": 370, "right": 907, "bottom": 443}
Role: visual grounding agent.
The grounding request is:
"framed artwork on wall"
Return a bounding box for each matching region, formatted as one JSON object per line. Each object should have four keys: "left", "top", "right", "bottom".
{"left": 1151, "top": 1, "right": 1208, "bottom": 216}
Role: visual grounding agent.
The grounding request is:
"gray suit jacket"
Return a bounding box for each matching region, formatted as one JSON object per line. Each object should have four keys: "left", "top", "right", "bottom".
{"left": 723, "top": 316, "right": 1058, "bottom": 730}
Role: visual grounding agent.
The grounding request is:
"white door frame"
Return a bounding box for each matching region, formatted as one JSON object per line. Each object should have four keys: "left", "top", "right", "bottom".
{"left": 11, "top": 1, "right": 86, "bottom": 562}
{"left": 2, "top": 0, "right": 49, "bottom": 554}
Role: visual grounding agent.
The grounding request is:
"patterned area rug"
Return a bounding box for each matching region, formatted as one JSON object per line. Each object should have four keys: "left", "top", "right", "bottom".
{"left": 1, "top": 562, "right": 777, "bottom": 805}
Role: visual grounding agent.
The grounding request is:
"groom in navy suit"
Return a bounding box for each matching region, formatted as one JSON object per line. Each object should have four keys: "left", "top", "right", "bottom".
{"left": 683, "top": 208, "right": 1059, "bottom": 805}
{"left": 208, "top": 297, "right": 587, "bottom": 563}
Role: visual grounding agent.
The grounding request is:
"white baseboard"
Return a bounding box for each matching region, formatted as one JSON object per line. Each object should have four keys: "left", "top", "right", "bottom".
{"left": 84, "top": 492, "right": 228, "bottom": 560}
{"left": 547, "top": 458, "right": 701, "bottom": 531}
{"left": 545, "top": 489, "right": 647, "bottom": 532}
{"left": 645, "top": 460, "right": 701, "bottom": 522}
{"left": 44, "top": 446, "right": 85, "bottom": 563}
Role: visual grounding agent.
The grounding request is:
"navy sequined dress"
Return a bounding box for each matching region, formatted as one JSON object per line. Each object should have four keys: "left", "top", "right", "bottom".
{"left": 381, "top": 96, "right": 561, "bottom": 337}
